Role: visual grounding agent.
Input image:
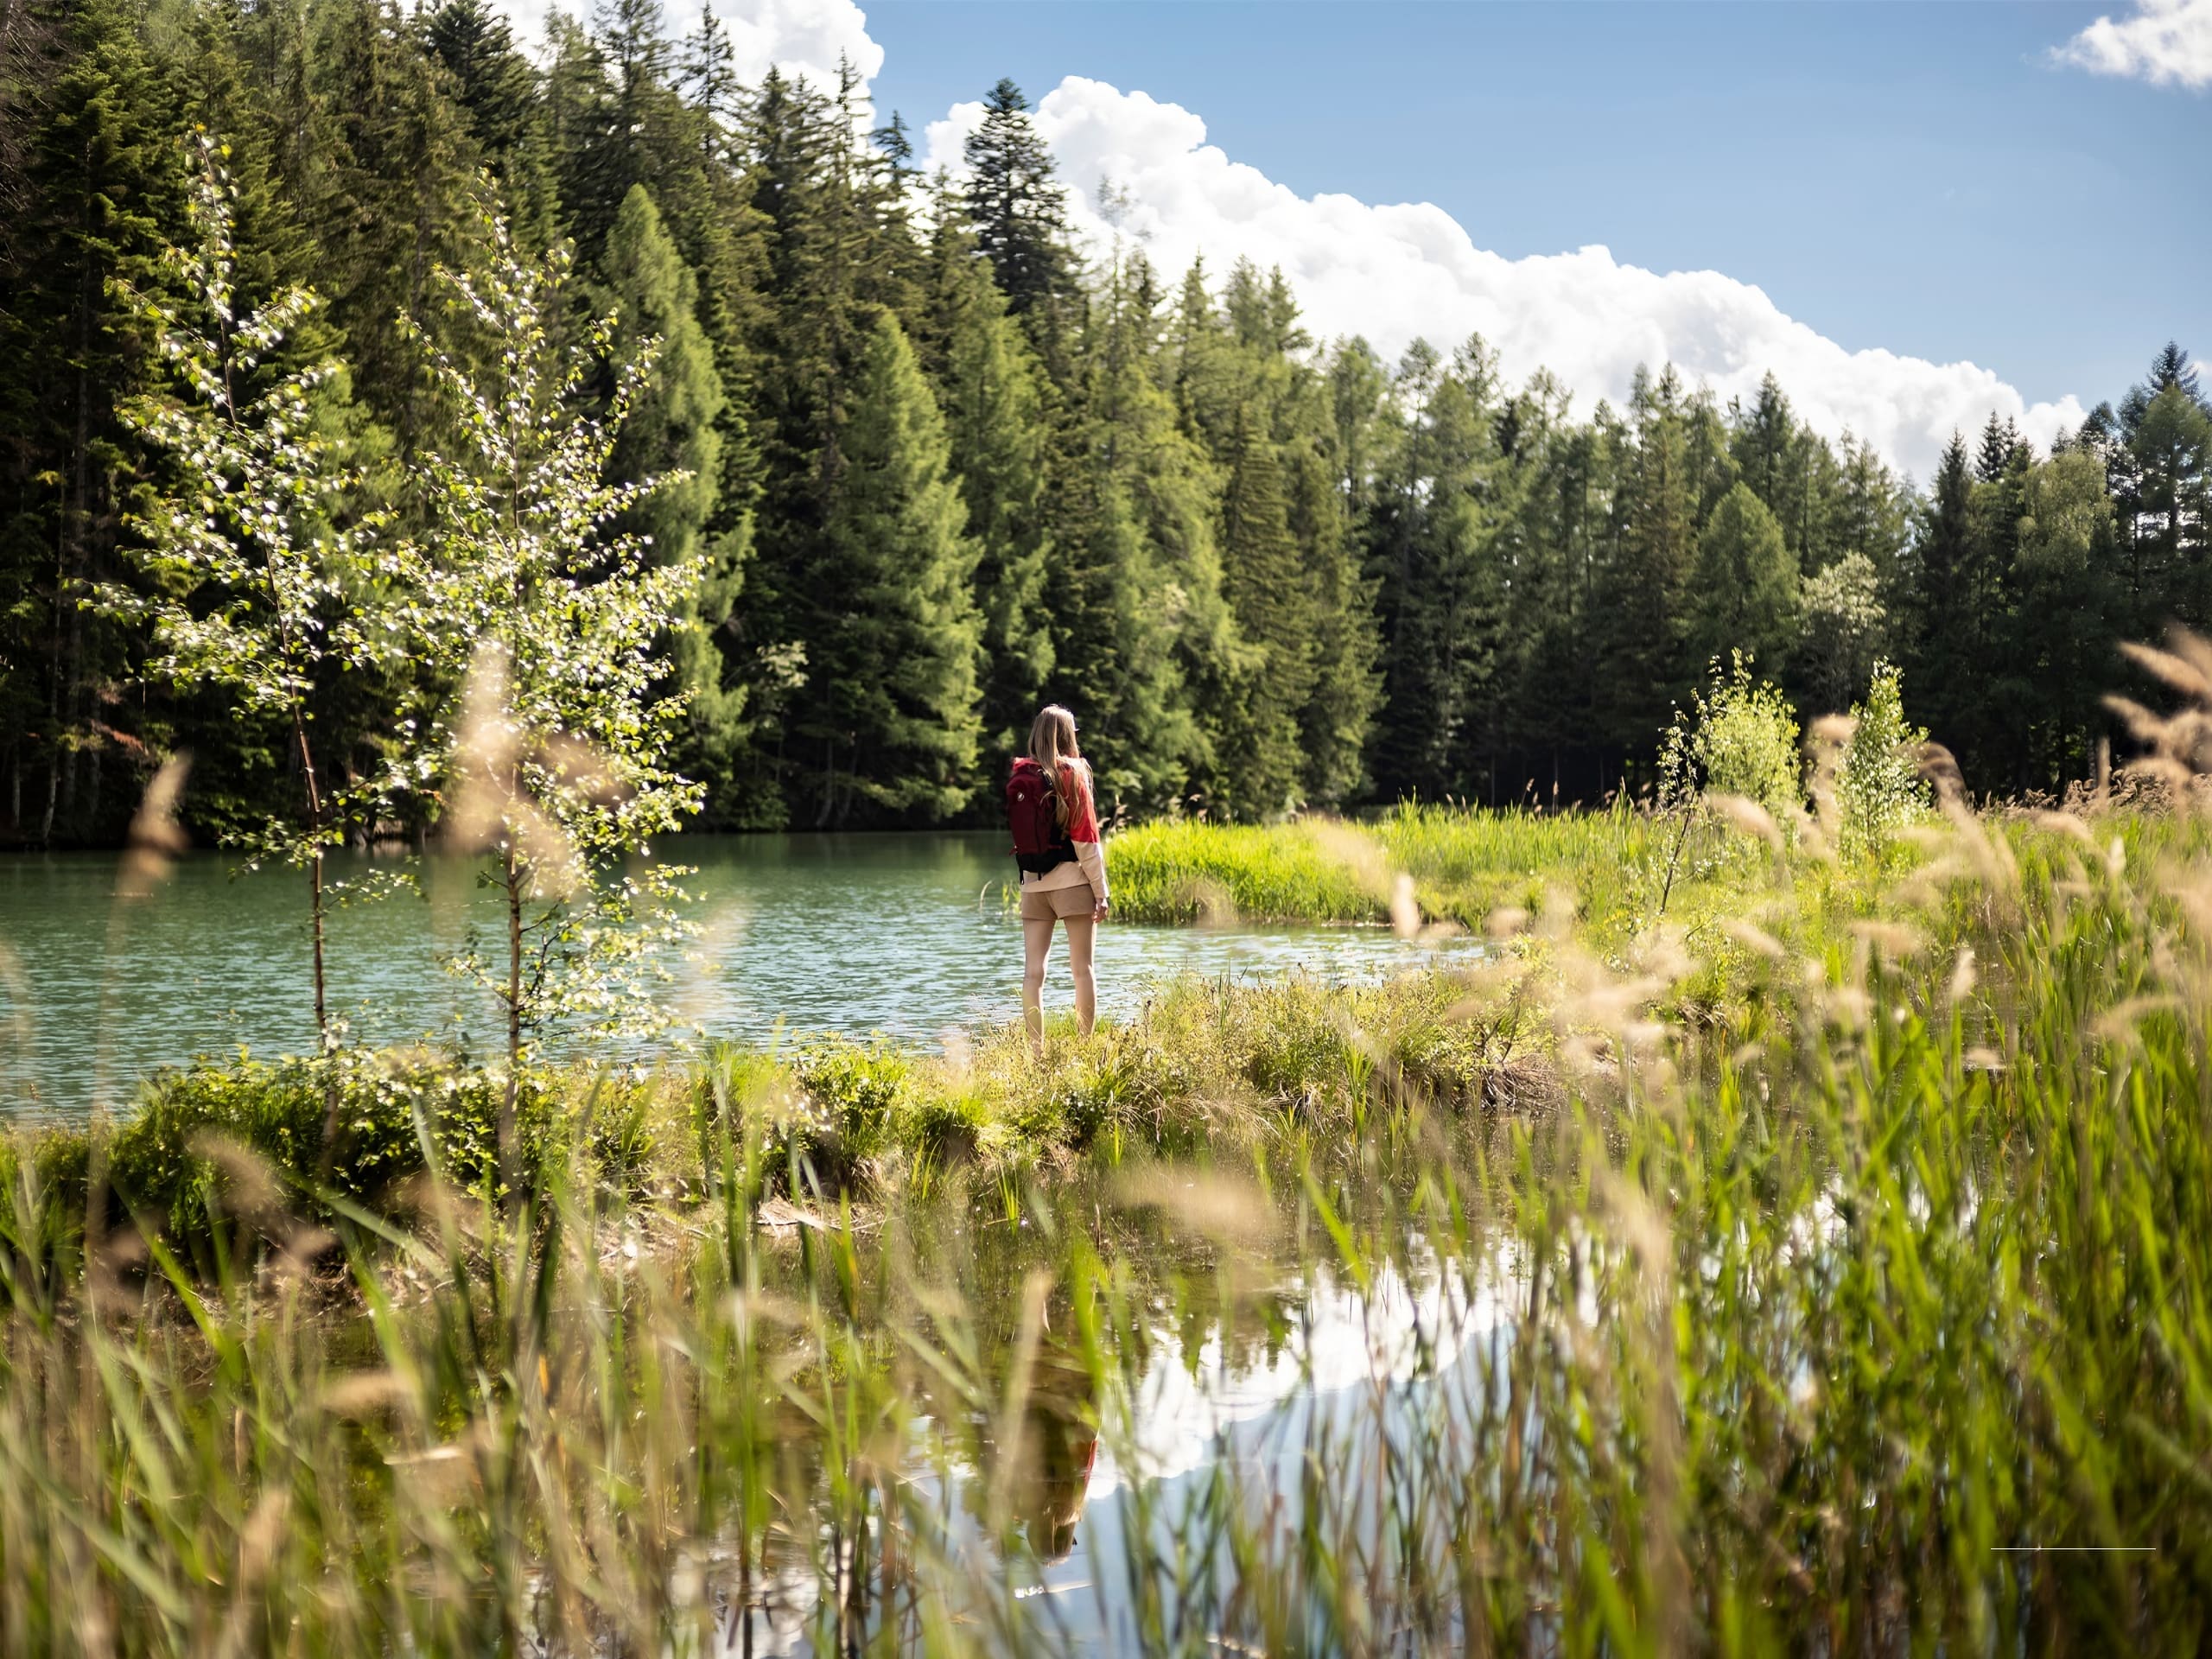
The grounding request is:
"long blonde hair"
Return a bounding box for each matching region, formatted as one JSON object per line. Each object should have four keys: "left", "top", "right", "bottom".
{"left": 1027, "top": 704, "right": 1090, "bottom": 828}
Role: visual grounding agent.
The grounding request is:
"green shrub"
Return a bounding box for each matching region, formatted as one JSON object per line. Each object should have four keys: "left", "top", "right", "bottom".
{"left": 898, "top": 1089, "right": 987, "bottom": 1166}
{"left": 1838, "top": 659, "right": 1933, "bottom": 858}
{"left": 105, "top": 1050, "right": 563, "bottom": 1249}
{"left": 582, "top": 1074, "right": 664, "bottom": 1198}
{"left": 726, "top": 1039, "right": 913, "bottom": 1193}
{"left": 1662, "top": 651, "right": 1803, "bottom": 822}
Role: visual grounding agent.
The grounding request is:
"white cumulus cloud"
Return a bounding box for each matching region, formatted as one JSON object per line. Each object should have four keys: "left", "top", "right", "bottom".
{"left": 2054, "top": 0, "right": 2212, "bottom": 89}
{"left": 927, "top": 77, "right": 2083, "bottom": 480}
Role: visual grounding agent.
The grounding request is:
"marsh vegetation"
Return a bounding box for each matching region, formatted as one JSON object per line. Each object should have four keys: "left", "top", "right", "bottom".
{"left": 10, "top": 672, "right": 2212, "bottom": 1647}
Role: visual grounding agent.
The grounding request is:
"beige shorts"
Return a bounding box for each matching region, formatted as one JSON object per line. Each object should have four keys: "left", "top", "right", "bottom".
{"left": 1020, "top": 882, "right": 1098, "bottom": 922}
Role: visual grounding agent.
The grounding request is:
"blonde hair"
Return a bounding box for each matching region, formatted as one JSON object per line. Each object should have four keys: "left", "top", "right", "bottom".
{"left": 1027, "top": 704, "right": 1090, "bottom": 828}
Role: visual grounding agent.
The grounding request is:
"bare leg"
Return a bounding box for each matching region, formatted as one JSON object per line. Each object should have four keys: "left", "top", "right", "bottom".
{"left": 1062, "top": 914, "right": 1096, "bottom": 1036}
{"left": 1022, "top": 912, "right": 1054, "bottom": 1050}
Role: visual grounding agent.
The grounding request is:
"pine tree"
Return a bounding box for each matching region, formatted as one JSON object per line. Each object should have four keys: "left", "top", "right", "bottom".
{"left": 1365, "top": 339, "right": 1510, "bottom": 798}
{"left": 315, "top": 0, "right": 484, "bottom": 439}
{"left": 1592, "top": 365, "right": 1696, "bottom": 753}
{"left": 2008, "top": 448, "right": 2116, "bottom": 786}
{"left": 1039, "top": 247, "right": 1206, "bottom": 810}
{"left": 1046, "top": 470, "right": 1190, "bottom": 811}
{"left": 1288, "top": 418, "right": 1379, "bottom": 809}
{"left": 0, "top": 0, "right": 181, "bottom": 843}
{"left": 2116, "top": 343, "right": 2212, "bottom": 632}
{"left": 1215, "top": 409, "right": 1314, "bottom": 815}
{"left": 602, "top": 184, "right": 755, "bottom": 819}
{"left": 1499, "top": 374, "right": 1608, "bottom": 798}
{"left": 962, "top": 79, "right": 1071, "bottom": 318}
{"left": 803, "top": 309, "right": 982, "bottom": 823}
{"left": 725, "top": 67, "right": 853, "bottom": 818}
{"left": 922, "top": 207, "right": 1054, "bottom": 757}
{"left": 1975, "top": 411, "right": 2025, "bottom": 484}
{"left": 1909, "top": 433, "right": 1977, "bottom": 762}
{"left": 423, "top": 0, "right": 557, "bottom": 246}
{"left": 1684, "top": 481, "right": 1800, "bottom": 675}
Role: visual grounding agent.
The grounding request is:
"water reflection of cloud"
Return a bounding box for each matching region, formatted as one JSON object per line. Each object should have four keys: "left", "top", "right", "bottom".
{"left": 1090, "top": 1246, "right": 1519, "bottom": 1500}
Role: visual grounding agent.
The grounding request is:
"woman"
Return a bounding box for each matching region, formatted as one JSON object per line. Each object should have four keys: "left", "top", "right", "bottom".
{"left": 1007, "top": 704, "right": 1109, "bottom": 1046}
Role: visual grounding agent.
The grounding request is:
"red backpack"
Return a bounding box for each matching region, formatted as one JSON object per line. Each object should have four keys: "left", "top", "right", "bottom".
{"left": 1007, "top": 758, "right": 1075, "bottom": 874}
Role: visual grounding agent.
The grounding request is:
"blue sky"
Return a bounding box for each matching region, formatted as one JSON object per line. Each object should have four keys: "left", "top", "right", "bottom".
{"left": 863, "top": 1, "right": 2209, "bottom": 416}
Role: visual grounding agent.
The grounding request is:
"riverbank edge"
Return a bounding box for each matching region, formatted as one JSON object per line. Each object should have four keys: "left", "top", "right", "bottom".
{"left": 0, "top": 965, "right": 1554, "bottom": 1273}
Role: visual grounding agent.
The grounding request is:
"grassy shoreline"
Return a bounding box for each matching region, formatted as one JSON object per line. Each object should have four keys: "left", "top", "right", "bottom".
{"left": 0, "top": 963, "right": 1545, "bottom": 1268}
{"left": 12, "top": 798, "right": 2207, "bottom": 1272}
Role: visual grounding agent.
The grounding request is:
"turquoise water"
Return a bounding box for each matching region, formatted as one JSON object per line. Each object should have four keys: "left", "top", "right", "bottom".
{"left": 0, "top": 833, "right": 1474, "bottom": 1118}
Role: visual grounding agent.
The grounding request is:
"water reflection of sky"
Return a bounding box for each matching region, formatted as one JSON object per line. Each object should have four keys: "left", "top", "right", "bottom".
{"left": 721, "top": 1245, "right": 1524, "bottom": 1656}
{"left": 1, "top": 832, "right": 1481, "bottom": 1117}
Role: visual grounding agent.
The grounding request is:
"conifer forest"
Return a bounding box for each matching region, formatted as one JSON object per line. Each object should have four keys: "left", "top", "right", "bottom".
{"left": 3, "top": 0, "right": 2208, "bottom": 849}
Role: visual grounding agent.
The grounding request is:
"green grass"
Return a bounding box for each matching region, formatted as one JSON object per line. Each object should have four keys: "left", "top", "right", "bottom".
{"left": 1109, "top": 800, "right": 1679, "bottom": 937}
{"left": 1105, "top": 819, "right": 1385, "bottom": 923}
{"left": 0, "top": 968, "right": 1541, "bottom": 1264}
{"left": 6, "top": 800, "right": 2212, "bottom": 1649}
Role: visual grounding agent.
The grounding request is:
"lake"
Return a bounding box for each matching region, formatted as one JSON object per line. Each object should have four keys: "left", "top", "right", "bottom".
{"left": 0, "top": 832, "right": 1474, "bottom": 1118}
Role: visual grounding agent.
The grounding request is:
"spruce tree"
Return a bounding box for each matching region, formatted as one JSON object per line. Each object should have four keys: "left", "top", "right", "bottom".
{"left": 1046, "top": 469, "right": 1192, "bottom": 812}
{"left": 604, "top": 184, "right": 754, "bottom": 820}
{"left": 2118, "top": 345, "right": 2212, "bottom": 632}
{"left": 923, "top": 210, "right": 1054, "bottom": 757}
{"left": 1498, "top": 375, "right": 1608, "bottom": 797}
{"left": 305, "top": 0, "right": 482, "bottom": 451}
{"left": 727, "top": 67, "right": 849, "bottom": 819}
{"left": 0, "top": 0, "right": 180, "bottom": 843}
{"left": 1038, "top": 248, "right": 1205, "bottom": 810}
{"left": 2008, "top": 448, "right": 2116, "bottom": 786}
{"left": 1685, "top": 481, "right": 1800, "bottom": 675}
{"left": 804, "top": 309, "right": 982, "bottom": 823}
{"left": 1215, "top": 409, "right": 1315, "bottom": 815}
{"left": 962, "top": 79, "right": 1071, "bottom": 318}
{"left": 1289, "top": 423, "right": 1380, "bottom": 809}
{"left": 1909, "top": 433, "right": 1978, "bottom": 765}
{"left": 1365, "top": 339, "right": 1511, "bottom": 799}
{"left": 423, "top": 0, "right": 557, "bottom": 247}
{"left": 1594, "top": 365, "right": 1696, "bottom": 754}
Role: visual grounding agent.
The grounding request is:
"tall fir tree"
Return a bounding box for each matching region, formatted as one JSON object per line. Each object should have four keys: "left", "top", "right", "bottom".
{"left": 1684, "top": 481, "right": 1800, "bottom": 676}
{"left": 1909, "top": 432, "right": 1977, "bottom": 766}
{"left": 1365, "top": 339, "right": 1511, "bottom": 799}
{"left": 962, "top": 78, "right": 1071, "bottom": 320}
{"left": 1592, "top": 365, "right": 1696, "bottom": 757}
{"left": 2115, "top": 343, "right": 2212, "bottom": 633}
{"left": 423, "top": 0, "right": 557, "bottom": 248}
{"left": 602, "top": 184, "right": 755, "bottom": 821}
{"left": 1288, "top": 411, "right": 1380, "bottom": 809}
{"left": 920, "top": 200, "right": 1054, "bottom": 758}
{"left": 302, "top": 0, "right": 482, "bottom": 451}
{"left": 1214, "top": 408, "right": 1314, "bottom": 815}
{"left": 0, "top": 0, "right": 181, "bottom": 842}
{"left": 1038, "top": 246, "right": 1206, "bottom": 810}
{"left": 801, "top": 309, "right": 982, "bottom": 823}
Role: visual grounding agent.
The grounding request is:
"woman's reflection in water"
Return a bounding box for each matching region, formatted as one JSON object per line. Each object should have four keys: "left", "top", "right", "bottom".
{"left": 976, "top": 1350, "right": 1100, "bottom": 1567}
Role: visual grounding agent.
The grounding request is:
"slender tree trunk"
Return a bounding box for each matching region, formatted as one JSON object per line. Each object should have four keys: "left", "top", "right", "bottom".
{"left": 500, "top": 837, "right": 524, "bottom": 1207}
{"left": 284, "top": 705, "right": 329, "bottom": 1034}
{"left": 298, "top": 706, "right": 346, "bottom": 1180}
